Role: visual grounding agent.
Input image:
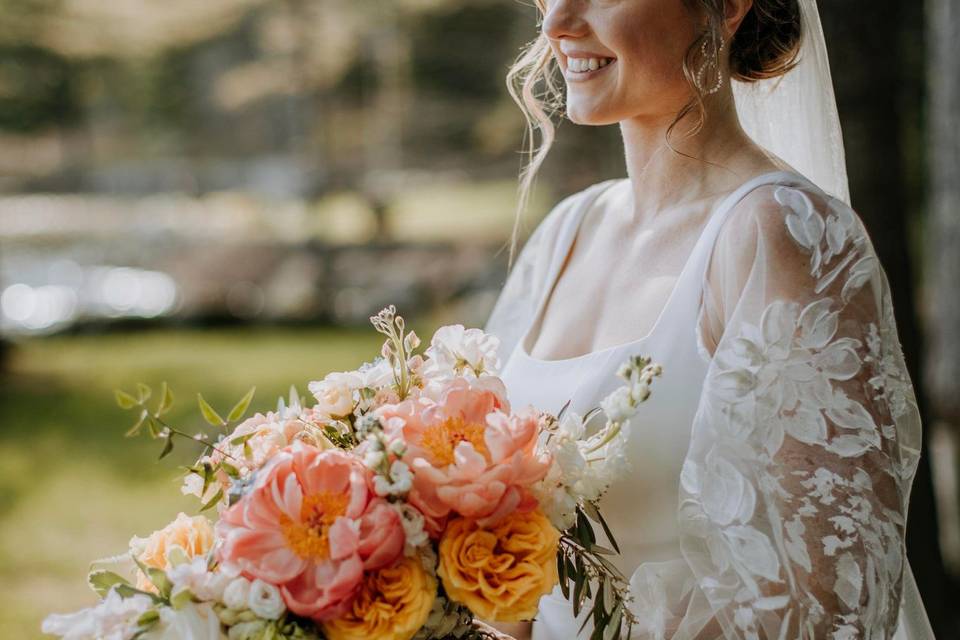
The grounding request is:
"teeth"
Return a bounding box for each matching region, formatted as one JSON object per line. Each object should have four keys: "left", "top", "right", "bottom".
{"left": 568, "top": 57, "right": 613, "bottom": 73}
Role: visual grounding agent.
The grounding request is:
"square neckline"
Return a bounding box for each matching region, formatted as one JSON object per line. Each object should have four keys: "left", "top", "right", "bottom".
{"left": 516, "top": 170, "right": 808, "bottom": 364}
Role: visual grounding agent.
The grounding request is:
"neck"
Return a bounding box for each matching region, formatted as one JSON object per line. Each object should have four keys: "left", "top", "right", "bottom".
{"left": 619, "top": 86, "right": 754, "bottom": 222}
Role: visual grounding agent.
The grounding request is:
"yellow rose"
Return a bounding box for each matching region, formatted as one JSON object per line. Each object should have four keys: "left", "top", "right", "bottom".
{"left": 322, "top": 556, "right": 436, "bottom": 640}
{"left": 438, "top": 509, "right": 559, "bottom": 622}
{"left": 129, "top": 512, "right": 214, "bottom": 591}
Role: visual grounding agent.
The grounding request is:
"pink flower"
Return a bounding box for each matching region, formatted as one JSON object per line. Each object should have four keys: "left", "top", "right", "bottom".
{"left": 377, "top": 378, "right": 550, "bottom": 536}
{"left": 216, "top": 444, "right": 404, "bottom": 622}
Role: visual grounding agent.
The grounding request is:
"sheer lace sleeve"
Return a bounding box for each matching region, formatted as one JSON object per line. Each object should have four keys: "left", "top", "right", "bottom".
{"left": 679, "top": 182, "right": 923, "bottom": 638}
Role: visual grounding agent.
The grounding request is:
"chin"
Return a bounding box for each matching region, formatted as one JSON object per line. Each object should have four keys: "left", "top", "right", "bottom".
{"left": 566, "top": 102, "right": 621, "bottom": 126}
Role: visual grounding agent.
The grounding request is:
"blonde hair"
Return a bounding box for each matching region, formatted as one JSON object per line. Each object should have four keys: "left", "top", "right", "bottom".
{"left": 504, "top": 0, "right": 802, "bottom": 266}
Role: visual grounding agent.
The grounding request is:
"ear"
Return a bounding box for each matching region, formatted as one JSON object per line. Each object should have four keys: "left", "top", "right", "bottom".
{"left": 722, "top": 0, "right": 753, "bottom": 38}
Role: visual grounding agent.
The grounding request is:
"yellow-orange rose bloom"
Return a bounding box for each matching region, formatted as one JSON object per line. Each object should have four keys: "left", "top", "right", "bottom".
{"left": 322, "top": 556, "right": 436, "bottom": 640}
{"left": 130, "top": 512, "right": 215, "bottom": 591}
{"left": 438, "top": 509, "right": 559, "bottom": 622}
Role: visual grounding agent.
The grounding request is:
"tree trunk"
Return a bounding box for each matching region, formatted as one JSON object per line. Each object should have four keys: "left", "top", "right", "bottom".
{"left": 820, "top": 1, "right": 954, "bottom": 635}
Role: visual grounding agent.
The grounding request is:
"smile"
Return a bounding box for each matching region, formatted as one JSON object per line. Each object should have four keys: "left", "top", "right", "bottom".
{"left": 564, "top": 57, "right": 616, "bottom": 82}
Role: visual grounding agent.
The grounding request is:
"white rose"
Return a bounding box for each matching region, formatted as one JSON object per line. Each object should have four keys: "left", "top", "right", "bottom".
{"left": 247, "top": 579, "right": 285, "bottom": 620}
{"left": 222, "top": 577, "right": 251, "bottom": 610}
{"left": 308, "top": 372, "right": 360, "bottom": 418}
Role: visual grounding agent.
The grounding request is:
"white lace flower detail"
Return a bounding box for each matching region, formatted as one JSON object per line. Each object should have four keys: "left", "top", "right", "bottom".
{"left": 712, "top": 298, "right": 879, "bottom": 457}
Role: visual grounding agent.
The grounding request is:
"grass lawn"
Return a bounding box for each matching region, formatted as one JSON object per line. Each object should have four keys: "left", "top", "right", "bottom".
{"left": 0, "top": 325, "right": 405, "bottom": 638}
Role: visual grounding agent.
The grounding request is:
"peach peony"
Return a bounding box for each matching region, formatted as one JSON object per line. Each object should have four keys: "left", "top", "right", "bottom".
{"left": 216, "top": 443, "right": 405, "bottom": 622}
{"left": 130, "top": 513, "right": 214, "bottom": 592}
{"left": 377, "top": 377, "right": 549, "bottom": 536}
{"left": 438, "top": 509, "right": 559, "bottom": 622}
{"left": 321, "top": 556, "right": 436, "bottom": 640}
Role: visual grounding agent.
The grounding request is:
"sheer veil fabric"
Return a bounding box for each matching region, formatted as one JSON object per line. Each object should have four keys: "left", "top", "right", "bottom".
{"left": 483, "top": 1, "right": 935, "bottom": 637}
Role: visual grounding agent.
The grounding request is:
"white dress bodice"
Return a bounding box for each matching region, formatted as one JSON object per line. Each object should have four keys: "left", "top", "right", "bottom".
{"left": 501, "top": 172, "right": 799, "bottom": 638}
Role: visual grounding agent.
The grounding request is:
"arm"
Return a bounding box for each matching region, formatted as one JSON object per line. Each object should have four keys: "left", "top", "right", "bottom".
{"left": 678, "top": 184, "right": 920, "bottom": 638}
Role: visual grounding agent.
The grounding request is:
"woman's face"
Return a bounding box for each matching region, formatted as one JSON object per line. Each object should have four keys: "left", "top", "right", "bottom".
{"left": 542, "top": 0, "right": 702, "bottom": 125}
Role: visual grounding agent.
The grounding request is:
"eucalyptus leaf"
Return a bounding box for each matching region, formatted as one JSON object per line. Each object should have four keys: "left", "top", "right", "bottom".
{"left": 87, "top": 570, "right": 131, "bottom": 598}
{"left": 115, "top": 389, "right": 138, "bottom": 409}
{"left": 200, "top": 488, "right": 223, "bottom": 512}
{"left": 158, "top": 382, "right": 174, "bottom": 415}
{"left": 158, "top": 435, "right": 174, "bottom": 460}
{"left": 227, "top": 386, "right": 256, "bottom": 422}
{"left": 197, "top": 394, "right": 224, "bottom": 426}
{"left": 125, "top": 409, "right": 149, "bottom": 438}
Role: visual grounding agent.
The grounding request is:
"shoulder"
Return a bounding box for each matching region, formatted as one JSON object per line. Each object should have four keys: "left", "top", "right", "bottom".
{"left": 539, "top": 178, "right": 626, "bottom": 234}
{"left": 517, "top": 178, "right": 626, "bottom": 261}
{"left": 710, "top": 177, "right": 877, "bottom": 300}
{"left": 717, "top": 179, "right": 871, "bottom": 269}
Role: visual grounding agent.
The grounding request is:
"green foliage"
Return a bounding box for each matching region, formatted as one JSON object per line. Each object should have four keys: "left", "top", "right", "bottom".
{"left": 559, "top": 505, "right": 635, "bottom": 640}
{"left": 87, "top": 570, "right": 132, "bottom": 598}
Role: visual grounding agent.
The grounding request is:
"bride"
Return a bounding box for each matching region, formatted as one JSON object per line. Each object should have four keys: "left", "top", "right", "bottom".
{"left": 483, "top": 0, "right": 935, "bottom": 638}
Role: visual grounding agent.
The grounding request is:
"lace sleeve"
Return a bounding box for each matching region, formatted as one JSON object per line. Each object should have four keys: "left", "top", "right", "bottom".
{"left": 679, "top": 183, "right": 923, "bottom": 638}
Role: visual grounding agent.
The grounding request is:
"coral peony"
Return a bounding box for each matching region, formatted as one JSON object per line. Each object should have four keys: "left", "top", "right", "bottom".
{"left": 438, "top": 509, "right": 559, "bottom": 622}
{"left": 217, "top": 444, "right": 405, "bottom": 622}
{"left": 377, "top": 377, "right": 549, "bottom": 535}
{"left": 321, "top": 556, "right": 436, "bottom": 640}
{"left": 130, "top": 512, "right": 215, "bottom": 592}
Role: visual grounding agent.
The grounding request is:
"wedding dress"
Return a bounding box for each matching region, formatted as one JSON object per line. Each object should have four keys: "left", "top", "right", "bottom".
{"left": 484, "top": 170, "right": 935, "bottom": 639}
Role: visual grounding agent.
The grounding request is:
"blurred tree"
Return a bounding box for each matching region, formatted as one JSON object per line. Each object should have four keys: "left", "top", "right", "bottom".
{"left": 926, "top": 0, "right": 960, "bottom": 426}
{"left": 0, "top": 44, "right": 79, "bottom": 132}
{"left": 821, "top": 1, "right": 954, "bottom": 635}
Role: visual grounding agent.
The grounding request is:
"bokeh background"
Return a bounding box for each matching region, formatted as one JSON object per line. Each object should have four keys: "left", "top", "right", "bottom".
{"left": 1, "top": 1, "right": 958, "bottom": 637}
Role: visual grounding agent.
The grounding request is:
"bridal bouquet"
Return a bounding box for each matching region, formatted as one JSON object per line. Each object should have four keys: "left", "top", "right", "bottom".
{"left": 43, "top": 306, "right": 661, "bottom": 640}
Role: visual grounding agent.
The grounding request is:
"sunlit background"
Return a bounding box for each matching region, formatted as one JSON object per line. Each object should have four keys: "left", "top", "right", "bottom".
{"left": 2, "top": 0, "right": 958, "bottom": 637}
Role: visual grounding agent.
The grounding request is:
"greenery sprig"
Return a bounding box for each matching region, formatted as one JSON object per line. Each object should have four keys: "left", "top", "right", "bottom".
{"left": 558, "top": 503, "right": 637, "bottom": 640}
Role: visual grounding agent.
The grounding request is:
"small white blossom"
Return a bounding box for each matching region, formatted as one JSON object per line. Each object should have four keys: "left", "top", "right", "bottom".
{"left": 167, "top": 557, "right": 229, "bottom": 603}
{"left": 391, "top": 502, "right": 429, "bottom": 554}
{"left": 600, "top": 386, "right": 636, "bottom": 423}
{"left": 247, "top": 579, "right": 285, "bottom": 620}
{"left": 364, "top": 450, "right": 385, "bottom": 469}
{"left": 144, "top": 602, "right": 222, "bottom": 640}
{"left": 222, "top": 577, "right": 251, "bottom": 610}
{"left": 42, "top": 589, "right": 154, "bottom": 640}
{"left": 423, "top": 325, "right": 501, "bottom": 380}
{"left": 373, "top": 460, "right": 413, "bottom": 497}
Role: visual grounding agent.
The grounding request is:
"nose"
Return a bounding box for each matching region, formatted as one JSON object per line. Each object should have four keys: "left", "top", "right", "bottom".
{"left": 542, "top": 0, "right": 589, "bottom": 41}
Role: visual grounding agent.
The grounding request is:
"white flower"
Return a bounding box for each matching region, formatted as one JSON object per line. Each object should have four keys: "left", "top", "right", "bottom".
{"left": 167, "top": 557, "right": 231, "bottom": 603}
{"left": 308, "top": 371, "right": 362, "bottom": 419}
{"left": 144, "top": 602, "right": 223, "bottom": 640}
{"left": 222, "top": 577, "right": 252, "bottom": 610}
{"left": 364, "top": 450, "right": 385, "bottom": 469}
{"left": 373, "top": 460, "right": 413, "bottom": 497}
{"left": 246, "top": 579, "right": 285, "bottom": 620}
{"left": 556, "top": 411, "right": 585, "bottom": 440}
{"left": 391, "top": 502, "right": 429, "bottom": 553}
{"left": 600, "top": 386, "right": 636, "bottom": 423}
{"left": 42, "top": 589, "right": 154, "bottom": 640}
{"left": 358, "top": 358, "right": 394, "bottom": 389}
{"left": 423, "top": 325, "right": 501, "bottom": 379}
